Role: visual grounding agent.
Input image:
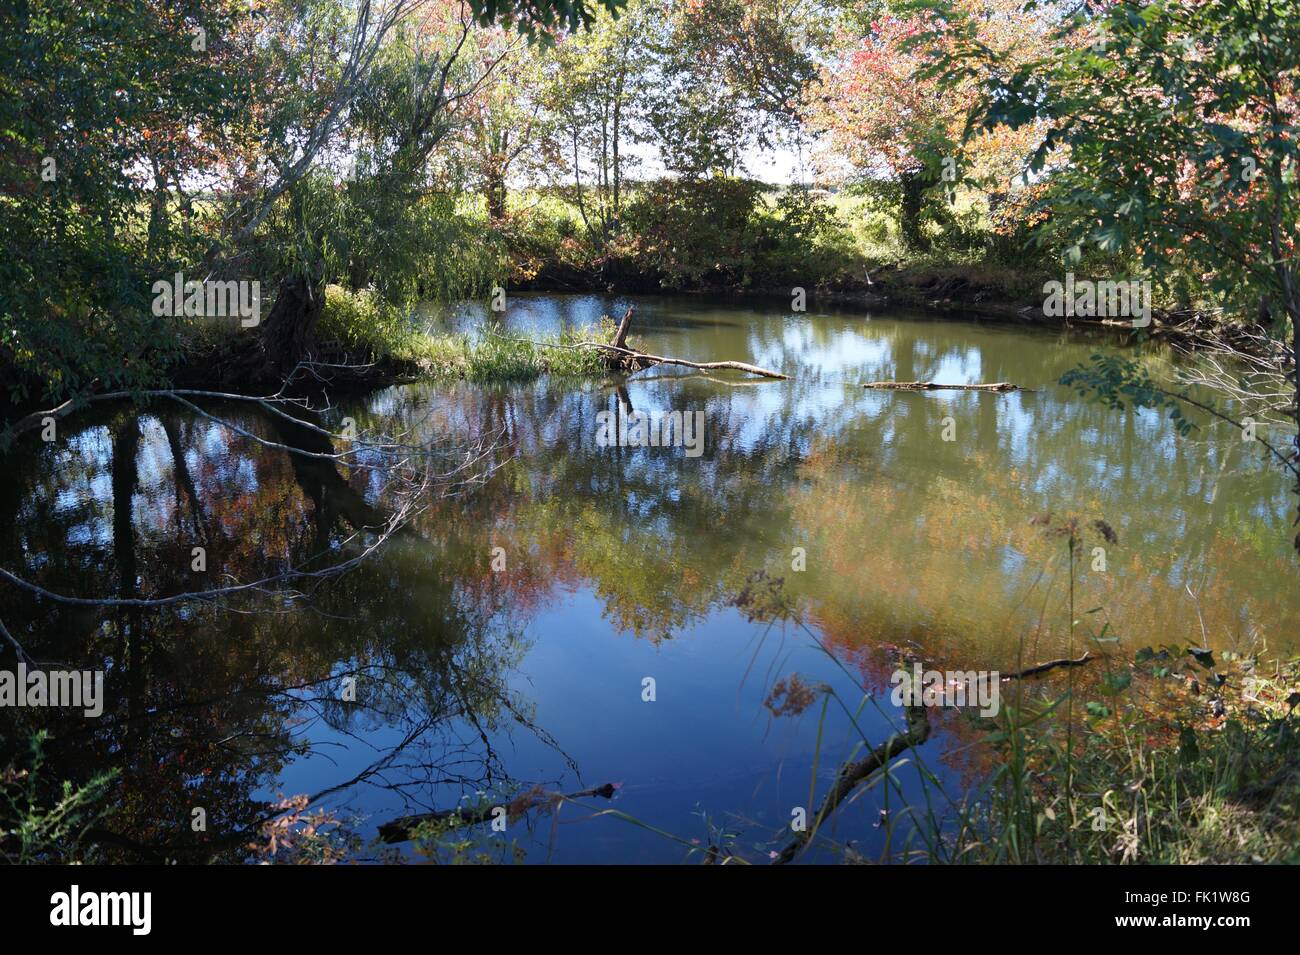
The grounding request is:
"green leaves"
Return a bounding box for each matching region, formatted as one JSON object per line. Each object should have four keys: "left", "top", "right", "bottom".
{"left": 469, "top": 0, "right": 626, "bottom": 39}
{"left": 1060, "top": 354, "right": 1199, "bottom": 437}
{"left": 1099, "top": 671, "right": 1132, "bottom": 695}
{"left": 936, "top": 0, "right": 1300, "bottom": 327}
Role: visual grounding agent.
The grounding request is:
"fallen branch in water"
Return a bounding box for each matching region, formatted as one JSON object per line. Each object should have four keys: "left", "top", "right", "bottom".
{"left": 772, "top": 706, "right": 930, "bottom": 865}
{"left": 378, "top": 782, "right": 617, "bottom": 843}
{"left": 612, "top": 373, "right": 768, "bottom": 388}
{"left": 0, "top": 389, "right": 510, "bottom": 610}
{"left": 862, "top": 380, "right": 1025, "bottom": 392}
{"left": 498, "top": 307, "right": 789, "bottom": 380}
{"left": 583, "top": 339, "right": 789, "bottom": 380}
{"left": 1001, "top": 652, "right": 1096, "bottom": 680}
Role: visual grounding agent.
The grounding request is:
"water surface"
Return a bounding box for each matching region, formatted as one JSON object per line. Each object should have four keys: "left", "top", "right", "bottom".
{"left": 2, "top": 294, "right": 1296, "bottom": 863}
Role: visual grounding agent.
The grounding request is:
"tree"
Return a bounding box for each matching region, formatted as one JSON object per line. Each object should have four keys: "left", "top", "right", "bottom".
{"left": 809, "top": 0, "right": 1044, "bottom": 251}
{"left": 678, "top": 0, "right": 823, "bottom": 122}
{"left": 450, "top": 28, "right": 554, "bottom": 220}
{"left": 0, "top": 0, "right": 247, "bottom": 407}
{"left": 0, "top": 0, "right": 629, "bottom": 418}
{"left": 539, "top": 0, "right": 654, "bottom": 248}
{"left": 242, "top": 0, "right": 628, "bottom": 375}
{"left": 638, "top": 0, "right": 823, "bottom": 180}
{"left": 939, "top": 0, "right": 1299, "bottom": 547}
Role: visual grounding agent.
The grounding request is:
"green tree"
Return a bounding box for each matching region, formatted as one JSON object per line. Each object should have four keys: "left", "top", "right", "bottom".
{"left": 0, "top": 0, "right": 246, "bottom": 409}
{"left": 539, "top": 0, "right": 655, "bottom": 248}
{"left": 937, "top": 0, "right": 1299, "bottom": 546}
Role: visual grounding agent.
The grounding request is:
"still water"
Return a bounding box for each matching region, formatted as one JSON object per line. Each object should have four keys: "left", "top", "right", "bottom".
{"left": 2, "top": 294, "right": 1297, "bottom": 863}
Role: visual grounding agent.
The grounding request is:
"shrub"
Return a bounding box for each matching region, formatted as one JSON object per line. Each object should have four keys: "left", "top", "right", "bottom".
{"left": 1, "top": 732, "right": 117, "bottom": 864}
{"left": 318, "top": 285, "right": 422, "bottom": 360}
{"left": 751, "top": 187, "right": 865, "bottom": 286}
{"left": 622, "top": 177, "right": 767, "bottom": 287}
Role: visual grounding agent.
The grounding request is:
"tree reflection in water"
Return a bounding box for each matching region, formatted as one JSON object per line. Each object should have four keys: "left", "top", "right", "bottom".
{"left": 3, "top": 300, "right": 1299, "bottom": 863}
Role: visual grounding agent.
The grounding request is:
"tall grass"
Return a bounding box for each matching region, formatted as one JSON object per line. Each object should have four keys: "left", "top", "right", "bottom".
{"left": 319, "top": 285, "right": 608, "bottom": 382}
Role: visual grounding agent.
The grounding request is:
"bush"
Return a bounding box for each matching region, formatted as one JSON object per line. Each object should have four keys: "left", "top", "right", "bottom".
{"left": 318, "top": 285, "right": 422, "bottom": 360}
{"left": 1, "top": 732, "right": 117, "bottom": 864}
{"left": 257, "top": 175, "right": 506, "bottom": 308}
{"left": 622, "top": 177, "right": 767, "bottom": 287}
{"left": 751, "top": 187, "right": 865, "bottom": 286}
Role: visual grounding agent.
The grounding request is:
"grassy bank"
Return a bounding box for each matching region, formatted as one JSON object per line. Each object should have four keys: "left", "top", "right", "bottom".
{"left": 315, "top": 285, "right": 610, "bottom": 382}
{"left": 941, "top": 650, "right": 1300, "bottom": 864}
{"left": 495, "top": 183, "right": 1247, "bottom": 336}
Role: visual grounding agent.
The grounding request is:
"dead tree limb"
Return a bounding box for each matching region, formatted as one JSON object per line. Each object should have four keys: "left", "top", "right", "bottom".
{"left": 772, "top": 706, "right": 931, "bottom": 865}
{"left": 0, "top": 393, "right": 509, "bottom": 609}
{"left": 584, "top": 341, "right": 789, "bottom": 379}
{"left": 378, "top": 782, "right": 617, "bottom": 843}
{"left": 489, "top": 311, "right": 789, "bottom": 380}
{"left": 592, "top": 305, "right": 787, "bottom": 378}
{"left": 610, "top": 306, "right": 635, "bottom": 351}
{"left": 862, "top": 380, "right": 1024, "bottom": 392}
{"left": 1001, "top": 652, "right": 1096, "bottom": 680}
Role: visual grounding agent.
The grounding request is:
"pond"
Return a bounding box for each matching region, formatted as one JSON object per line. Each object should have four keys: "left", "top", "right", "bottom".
{"left": 2, "top": 293, "right": 1297, "bottom": 863}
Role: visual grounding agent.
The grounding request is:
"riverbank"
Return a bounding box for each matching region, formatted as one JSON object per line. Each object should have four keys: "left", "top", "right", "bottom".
{"left": 516, "top": 260, "right": 1262, "bottom": 347}
{"left": 0, "top": 274, "right": 1284, "bottom": 448}
{"left": 941, "top": 649, "right": 1300, "bottom": 864}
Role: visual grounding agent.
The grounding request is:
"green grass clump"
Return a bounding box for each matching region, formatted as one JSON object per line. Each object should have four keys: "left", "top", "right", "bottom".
{"left": 954, "top": 651, "right": 1300, "bottom": 865}
{"left": 466, "top": 327, "right": 607, "bottom": 381}
{"left": 319, "top": 285, "right": 608, "bottom": 382}
{"left": 319, "top": 285, "right": 427, "bottom": 361}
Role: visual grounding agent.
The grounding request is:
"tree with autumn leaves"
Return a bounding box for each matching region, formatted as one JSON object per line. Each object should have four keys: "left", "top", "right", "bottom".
{"left": 0, "top": 0, "right": 627, "bottom": 415}
{"left": 808, "top": 0, "right": 1048, "bottom": 252}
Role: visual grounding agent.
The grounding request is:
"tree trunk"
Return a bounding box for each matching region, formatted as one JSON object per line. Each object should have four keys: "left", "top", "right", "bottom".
{"left": 260, "top": 273, "right": 325, "bottom": 378}
{"left": 899, "top": 172, "right": 932, "bottom": 253}
{"left": 485, "top": 165, "right": 507, "bottom": 221}
{"left": 147, "top": 158, "right": 169, "bottom": 261}
{"left": 610, "top": 306, "right": 634, "bottom": 350}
